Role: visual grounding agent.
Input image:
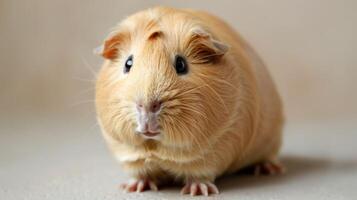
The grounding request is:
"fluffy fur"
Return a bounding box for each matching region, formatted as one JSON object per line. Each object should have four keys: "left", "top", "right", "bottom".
{"left": 95, "top": 6, "right": 284, "bottom": 195}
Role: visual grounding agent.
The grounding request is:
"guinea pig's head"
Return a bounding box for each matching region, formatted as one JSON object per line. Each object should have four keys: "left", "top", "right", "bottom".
{"left": 96, "top": 7, "right": 236, "bottom": 151}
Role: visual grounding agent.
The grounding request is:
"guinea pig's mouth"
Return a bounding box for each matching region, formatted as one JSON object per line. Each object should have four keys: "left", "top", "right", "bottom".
{"left": 138, "top": 130, "right": 161, "bottom": 141}
{"left": 142, "top": 131, "right": 160, "bottom": 137}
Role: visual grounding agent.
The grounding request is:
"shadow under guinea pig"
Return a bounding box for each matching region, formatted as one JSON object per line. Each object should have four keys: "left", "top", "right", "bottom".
{"left": 215, "top": 154, "right": 356, "bottom": 192}
{"left": 154, "top": 154, "right": 357, "bottom": 193}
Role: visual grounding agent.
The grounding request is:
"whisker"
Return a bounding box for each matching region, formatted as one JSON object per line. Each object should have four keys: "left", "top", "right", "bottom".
{"left": 70, "top": 100, "right": 96, "bottom": 107}
{"left": 80, "top": 56, "right": 98, "bottom": 78}
{"left": 198, "top": 80, "right": 229, "bottom": 114}
{"left": 173, "top": 85, "right": 207, "bottom": 98}
{"left": 179, "top": 106, "right": 209, "bottom": 120}
{"left": 72, "top": 76, "right": 96, "bottom": 83}
{"left": 198, "top": 73, "right": 239, "bottom": 92}
{"left": 89, "top": 122, "right": 100, "bottom": 131}
{"left": 75, "top": 87, "right": 95, "bottom": 98}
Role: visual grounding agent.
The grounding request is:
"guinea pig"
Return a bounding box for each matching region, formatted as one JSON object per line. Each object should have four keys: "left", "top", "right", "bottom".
{"left": 95, "top": 6, "right": 284, "bottom": 196}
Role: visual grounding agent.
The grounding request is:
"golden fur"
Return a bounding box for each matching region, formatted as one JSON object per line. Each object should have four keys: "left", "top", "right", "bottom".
{"left": 95, "top": 6, "right": 283, "bottom": 190}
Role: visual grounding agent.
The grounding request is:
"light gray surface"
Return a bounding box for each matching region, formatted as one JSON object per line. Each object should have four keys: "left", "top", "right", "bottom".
{"left": 1, "top": 115, "right": 356, "bottom": 200}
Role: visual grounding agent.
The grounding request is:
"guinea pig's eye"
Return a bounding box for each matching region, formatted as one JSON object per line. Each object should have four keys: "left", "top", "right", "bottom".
{"left": 124, "top": 55, "right": 133, "bottom": 73}
{"left": 174, "top": 55, "right": 188, "bottom": 75}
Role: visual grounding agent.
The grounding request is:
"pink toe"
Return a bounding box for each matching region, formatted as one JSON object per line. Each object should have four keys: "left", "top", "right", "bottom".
{"left": 199, "top": 183, "right": 209, "bottom": 196}
{"left": 207, "top": 182, "right": 219, "bottom": 194}
{"left": 190, "top": 182, "right": 198, "bottom": 196}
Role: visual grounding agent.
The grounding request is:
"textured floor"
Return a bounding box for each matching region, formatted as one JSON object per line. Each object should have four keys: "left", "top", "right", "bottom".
{"left": 1, "top": 115, "right": 356, "bottom": 200}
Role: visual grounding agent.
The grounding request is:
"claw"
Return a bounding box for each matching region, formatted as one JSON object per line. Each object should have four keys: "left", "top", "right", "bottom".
{"left": 148, "top": 180, "right": 158, "bottom": 191}
{"left": 181, "top": 180, "right": 219, "bottom": 196}
{"left": 136, "top": 180, "right": 145, "bottom": 192}
{"left": 190, "top": 182, "right": 198, "bottom": 196}
{"left": 120, "top": 178, "right": 158, "bottom": 193}
{"left": 180, "top": 184, "right": 190, "bottom": 195}
{"left": 199, "top": 183, "right": 208, "bottom": 196}
{"left": 207, "top": 182, "right": 219, "bottom": 194}
{"left": 254, "top": 160, "right": 286, "bottom": 176}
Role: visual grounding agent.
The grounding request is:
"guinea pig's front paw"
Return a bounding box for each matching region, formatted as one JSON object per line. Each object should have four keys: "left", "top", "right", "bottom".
{"left": 181, "top": 180, "right": 219, "bottom": 196}
{"left": 120, "top": 178, "right": 158, "bottom": 193}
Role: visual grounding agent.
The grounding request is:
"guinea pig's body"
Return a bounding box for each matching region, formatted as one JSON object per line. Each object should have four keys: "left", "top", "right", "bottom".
{"left": 95, "top": 7, "right": 284, "bottom": 196}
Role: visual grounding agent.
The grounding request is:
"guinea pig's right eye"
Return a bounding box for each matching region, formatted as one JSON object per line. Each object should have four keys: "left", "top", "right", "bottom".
{"left": 124, "top": 55, "right": 133, "bottom": 73}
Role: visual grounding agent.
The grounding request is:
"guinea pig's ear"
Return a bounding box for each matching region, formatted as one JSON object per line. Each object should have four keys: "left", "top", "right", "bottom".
{"left": 186, "top": 28, "right": 229, "bottom": 64}
{"left": 94, "top": 32, "right": 127, "bottom": 60}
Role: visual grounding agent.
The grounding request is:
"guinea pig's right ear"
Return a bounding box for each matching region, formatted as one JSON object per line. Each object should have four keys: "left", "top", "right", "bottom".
{"left": 93, "top": 32, "right": 127, "bottom": 60}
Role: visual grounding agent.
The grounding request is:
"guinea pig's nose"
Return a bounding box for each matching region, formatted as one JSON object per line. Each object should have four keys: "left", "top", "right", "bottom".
{"left": 149, "top": 101, "right": 161, "bottom": 113}
{"left": 137, "top": 100, "right": 161, "bottom": 113}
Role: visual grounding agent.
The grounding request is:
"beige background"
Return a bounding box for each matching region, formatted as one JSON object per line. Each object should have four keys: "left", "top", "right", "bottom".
{"left": 1, "top": 0, "right": 357, "bottom": 124}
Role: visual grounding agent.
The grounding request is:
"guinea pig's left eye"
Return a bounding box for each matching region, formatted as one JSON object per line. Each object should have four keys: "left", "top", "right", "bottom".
{"left": 174, "top": 55, "right": 188, "bottom": 75}
{"left": 124, "top": 55, "right": 133, "bottom": 73}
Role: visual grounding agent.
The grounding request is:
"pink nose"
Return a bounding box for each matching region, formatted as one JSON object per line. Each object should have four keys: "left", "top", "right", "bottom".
{"left": 137, "top": 100, "right": 161, "bottom": 113}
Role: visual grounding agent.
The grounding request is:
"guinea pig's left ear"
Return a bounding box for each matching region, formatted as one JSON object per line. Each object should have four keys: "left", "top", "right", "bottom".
{"left": 186, "top": 28, "right": 229, "bottom": 64}
{"left": 93, "top": 32, "right": 127, "bottom": 60}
